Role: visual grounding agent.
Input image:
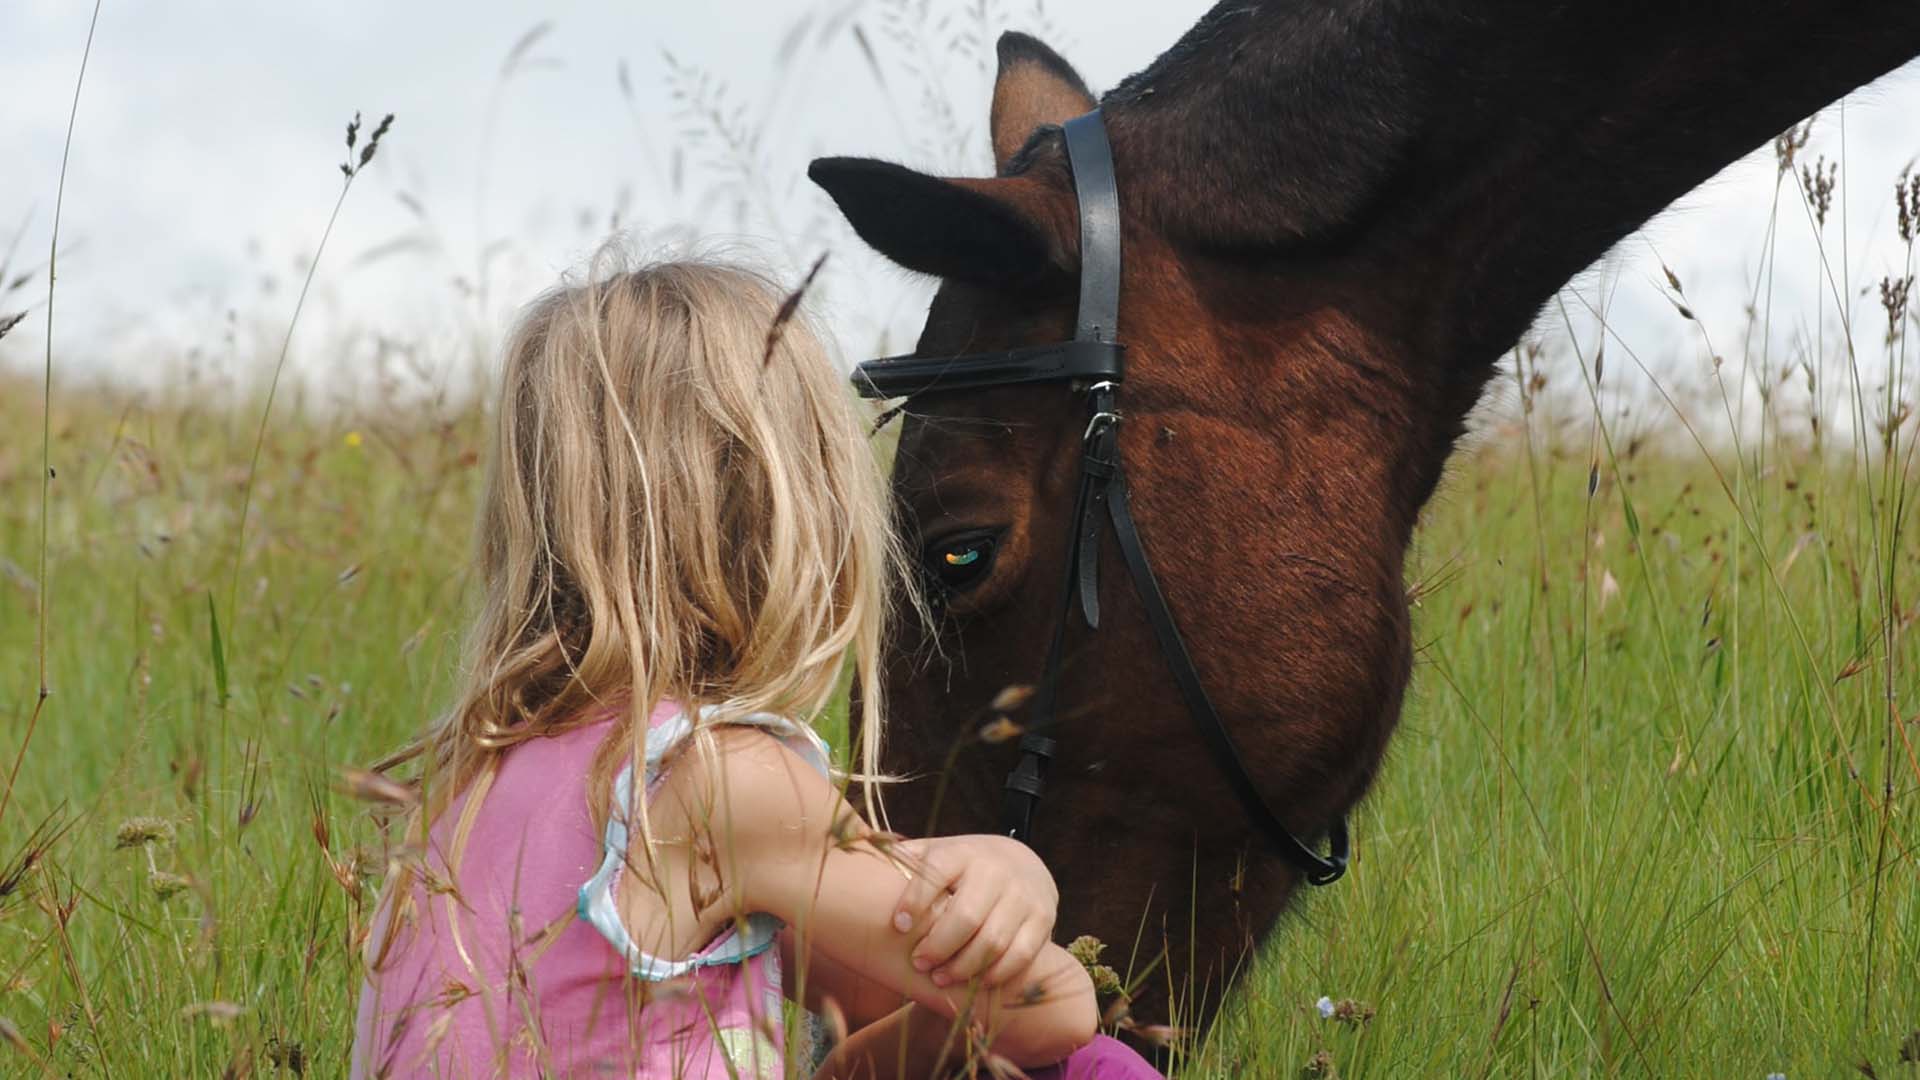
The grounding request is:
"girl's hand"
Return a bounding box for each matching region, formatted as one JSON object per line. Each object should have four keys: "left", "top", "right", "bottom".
{"left": 892, "top": 834, "right": 1059, "bottom": 989}
{"left": 710, "top": 731, "right": 1097, "bottom": 1066}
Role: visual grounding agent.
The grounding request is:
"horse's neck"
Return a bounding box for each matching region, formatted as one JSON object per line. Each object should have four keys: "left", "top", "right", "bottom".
{"left": 1109, "top": 0, "right": 1920, "bottom": 385}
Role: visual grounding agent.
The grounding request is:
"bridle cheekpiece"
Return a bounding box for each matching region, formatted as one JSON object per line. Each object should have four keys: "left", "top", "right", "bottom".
{"left": 852, "top": 111, "right": 1349, "bottom": 886}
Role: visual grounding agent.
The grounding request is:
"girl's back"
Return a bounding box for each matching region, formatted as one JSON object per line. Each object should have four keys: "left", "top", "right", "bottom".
{"left": 355, "top": 700, "right": 802, "bottom": 1078}
{"left": 355, "top": 711, "right": 612, "bottom": 1077}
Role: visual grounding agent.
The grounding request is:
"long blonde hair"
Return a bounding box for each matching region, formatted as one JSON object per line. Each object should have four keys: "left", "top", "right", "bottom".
{"left": 380, "top": 247, "right": 904, "bottom": 830}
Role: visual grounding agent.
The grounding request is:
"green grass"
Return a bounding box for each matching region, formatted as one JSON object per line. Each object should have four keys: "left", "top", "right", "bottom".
{"left": 0, "top": 366, "right": 1914, "bottom": 1077}
{"left": 1190, "top": 417, "right": 1920, "bottom": 1076}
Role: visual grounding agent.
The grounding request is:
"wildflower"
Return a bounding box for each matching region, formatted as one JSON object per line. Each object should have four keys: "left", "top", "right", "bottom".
{"left": 1316, "top": 995, "right": 1335, "bottom": 1019}
{"left": 344, "top": 430, "right": 363, "bottom": 448}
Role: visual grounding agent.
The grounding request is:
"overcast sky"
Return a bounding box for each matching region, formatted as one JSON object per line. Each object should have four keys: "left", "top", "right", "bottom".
{"left": 2, "top": 0, "right": 1917, "bottom": 430}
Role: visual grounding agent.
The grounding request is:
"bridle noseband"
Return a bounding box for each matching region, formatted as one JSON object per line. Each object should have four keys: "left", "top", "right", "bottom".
{"left": 853, "top": 110, "right": 1350, "bottom": 887}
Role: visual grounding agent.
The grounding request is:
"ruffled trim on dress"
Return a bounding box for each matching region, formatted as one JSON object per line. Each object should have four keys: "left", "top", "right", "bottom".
{"left": 576, "top": 707, "right": 832, "bottom": 982}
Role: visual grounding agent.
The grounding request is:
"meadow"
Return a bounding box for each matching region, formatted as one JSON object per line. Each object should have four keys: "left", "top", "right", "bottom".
{"left": 1, "top": 295, "right": 1915, "bottom": 1078}
{"left": 2, "top": 5, "right": 1918, "bottom": 1073}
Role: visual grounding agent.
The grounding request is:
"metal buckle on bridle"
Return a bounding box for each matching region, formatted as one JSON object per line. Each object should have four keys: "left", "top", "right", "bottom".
{"left": 850, "top": 110, "right": 1350, "bottom": 887}
{"left": 1082, "top": 408, "right": 1119, "bottom": 444}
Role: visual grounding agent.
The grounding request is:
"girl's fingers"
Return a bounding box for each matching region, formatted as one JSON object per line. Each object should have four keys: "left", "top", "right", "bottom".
{"left": 978, "top": 918, "right": 1048, "bottom": 989}
{"left": 912, "top": 888, "right": 997, "bottom": 976}
{"left": 892, "top": 846, "right": 959, "bottom": 935}
{"left": 930, "top": 902, "right": 1022, "bottom": 986}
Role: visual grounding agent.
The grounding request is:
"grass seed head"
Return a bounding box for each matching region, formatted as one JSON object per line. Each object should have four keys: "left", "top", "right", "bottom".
{"left": 1897, "top": 171, "right": 1920, "bottom": 243}
{"left": 180, "top": 1000, "right": 245, "bottom": 1025}
{"left": 1773, "top": 117, "right": 1813, "bottom": 176}
{"left": 1066, "top": 934, "right": 1106, "bottom": 967}
{"left": 978, "top": 716, "right": 1024, "bottom": 744}
{"left": 340, "top": 111, "right": 395, "bottom": 178}
{"left": 1802, "top": 156, "right": 1837, "bottom": 228}
{"left": 337, "top": 767, "right": 417, "bottom": 809}
{"left": 264, "top": 1036, "right": 306, "bottom": 1075}
{"left": 360, "top": 113, "right": 394, "bottom": 170}
{"left": 421, "top": 1009, "right": 455, "bottom": 1054}
{"left": 149, "top": 870, "right": 193, "bottom": 900}
{"left": 1120, "top": 1021, "right": 1185, "bottom": 1049}
{"left": 1900, "top": 1029, "right": 1920, "bottom": 1064}
{"left": 113, "top": 815, "right": 176, "bottom": 849}
{"left": 989, "top": 684, "right": 1036, "bottom": 713}
{"left": 1329, "top": 998, "right": 1376, "bottom": 1026}
{"left": 980, "top": 1052, "right": 1028, "bottom": 1080}
{"left": 760, "top": 252, "right": 828, "bottom": 369}
{"left": 1880, "top": 275, "right": 1912, "bottom": 344}
{"left": 818, "top": 995, "right": 848, "bottom": 1048}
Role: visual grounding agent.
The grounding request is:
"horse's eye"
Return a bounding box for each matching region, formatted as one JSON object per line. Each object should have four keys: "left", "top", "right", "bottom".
{"left": 923, "top": 532, "right": 998, "bottom": 593}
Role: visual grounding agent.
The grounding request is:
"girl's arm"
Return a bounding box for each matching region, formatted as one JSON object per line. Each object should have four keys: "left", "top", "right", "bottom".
{"left": 807, "top": 1003, "right": 963, "bottom": 1080}
{"left": 690, "top": 728, "right": 1097, "bottom": 1069}
{"left": 779, "top": 933, "right": 976, "bottom": 1078}
{"left": 778, "top": 928, "right": 903, "bottom": 1029}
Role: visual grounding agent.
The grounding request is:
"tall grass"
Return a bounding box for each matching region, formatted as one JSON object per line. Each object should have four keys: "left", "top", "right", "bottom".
{"left": 1, "top": 385, "right": 480, "bottom": 1075}
{"left": 2, "top": 295, "right": 1913, "bottom": 1076}
{"left": 1193, "top": 442, "right": 1916, "bottom": 1077}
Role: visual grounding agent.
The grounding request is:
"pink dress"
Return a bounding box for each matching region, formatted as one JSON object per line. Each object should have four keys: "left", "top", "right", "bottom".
{"left": 351, "top": 701, "right": 1165, "bottom": 1079}
{"left": 352, "top": 701, "right": 820, "bottom": 1079}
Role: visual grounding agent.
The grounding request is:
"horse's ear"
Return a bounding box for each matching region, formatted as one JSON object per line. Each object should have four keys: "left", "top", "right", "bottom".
{"left": 991, "top": 32, "right": 1096, "bottom": 171}
{"left": 809, "top": 158, "right": 1069, "bottom": 288}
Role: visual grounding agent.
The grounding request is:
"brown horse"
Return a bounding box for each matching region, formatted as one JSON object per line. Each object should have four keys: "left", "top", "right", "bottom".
{"left": 810, "top": 0, "right": 1920, "bottom": 1035}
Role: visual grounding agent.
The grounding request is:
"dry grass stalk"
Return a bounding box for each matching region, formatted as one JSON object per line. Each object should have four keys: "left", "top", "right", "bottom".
{"left": 761, "top": 253, "right": 829, "bottom": 368}
{"left": 5, "top": 0, "right": 103, "bottom": 851}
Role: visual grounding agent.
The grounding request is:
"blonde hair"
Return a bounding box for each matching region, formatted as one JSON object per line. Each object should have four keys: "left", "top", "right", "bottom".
{"left": 379, "top": 247, "right": 905, "bottom": 833}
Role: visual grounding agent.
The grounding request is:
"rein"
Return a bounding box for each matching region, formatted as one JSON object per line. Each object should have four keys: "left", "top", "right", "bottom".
{"left": 853, "top": 110, "right": 1349, "bottom": 887}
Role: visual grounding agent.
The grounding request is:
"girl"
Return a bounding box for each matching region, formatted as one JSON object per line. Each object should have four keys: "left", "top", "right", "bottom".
{"left": 352, "top": 253, "right": 1161, "bottom": 1079}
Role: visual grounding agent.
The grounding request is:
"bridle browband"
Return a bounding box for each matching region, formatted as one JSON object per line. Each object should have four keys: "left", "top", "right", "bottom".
{"left": 853, "top": 110, "right": 1349, "bottom": 886}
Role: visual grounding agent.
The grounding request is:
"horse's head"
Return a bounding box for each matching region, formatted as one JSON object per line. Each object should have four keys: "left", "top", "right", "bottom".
{"left": 812, "top": 2, "right": 1920, "bottom": 1030}
{"left": 810, "top": 33, "right": 1416, "bottom": 996}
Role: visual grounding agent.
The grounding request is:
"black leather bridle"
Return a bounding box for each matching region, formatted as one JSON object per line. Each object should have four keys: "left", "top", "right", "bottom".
{"left": 852, "top": 110, "right": 1349, "bottom": 886}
